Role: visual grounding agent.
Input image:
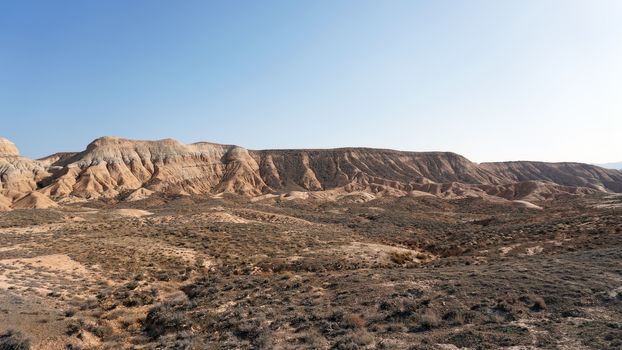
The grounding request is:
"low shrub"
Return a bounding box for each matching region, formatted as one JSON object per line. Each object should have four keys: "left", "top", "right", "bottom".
{"left": 144, "top": 302, "right": 190, "bottom": 338}
{"left": 0, "top": 329, "right": 30, "bottom": 350}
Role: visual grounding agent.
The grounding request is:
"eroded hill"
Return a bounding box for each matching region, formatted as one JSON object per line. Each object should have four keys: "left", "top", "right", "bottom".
{"left": 1, "top": 136, "right": 621, "bottom": 210}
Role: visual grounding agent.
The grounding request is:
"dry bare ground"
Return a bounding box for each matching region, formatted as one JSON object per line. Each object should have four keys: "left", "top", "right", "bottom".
{"left": 0, "top": 193, "right": 621, "bottom": 349}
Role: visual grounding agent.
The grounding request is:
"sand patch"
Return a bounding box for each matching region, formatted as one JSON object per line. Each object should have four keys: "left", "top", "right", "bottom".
{"left": 377, "top": 278, "right": 436, "bottom": 292}
{"left": 0, "top": 242, "right": 43, "bottom": 254}
{"left": 105, "top": 236, "right": 214, "bottom": 270}
{"left": 336, "top": 191, "right": 377, "bottom": 203}
{"left": 0, "top": 254, "right": 95, "bottom": 296}
{"left": 124, "top": 187, "right": 155, "bottom": 201}
{"left": 249, "top": 194, "right": 279, "bottom": 202}
{"left": 279, "top": 191, "right": 309, "bottom": 200}
{"left": 195, "top": 211, "right": 252, "bottom": 224}
{"left": 512, "top": 200, "right": 543, "bottom": 210}
{"left": 214, "top": 300, "right": 237, "bottom": 314}
{"left": 0, "top": 223, "right": 66, "bottom": 236}
{"left": 57, "top": 196, "right": 89, "bottom": 205}
{"left": 499, "top": 243, "right": 521, "bottom": 256}
{"left": 323, "top": 242, "right": 435, "bottom": 265}
{"left": 113, "top": 209, "right": 153, "bottom": 217}
{"left": 234, "top": 208, "right": 315, "bottom": 226}
{"left": 525, "top": 245, "right": 544, "bottom": 256}
{"left": 158, "top": 246, "right": 213, "bottom": 269}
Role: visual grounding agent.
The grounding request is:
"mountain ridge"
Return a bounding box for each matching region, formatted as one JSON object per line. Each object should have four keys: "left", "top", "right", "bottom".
{"left": 1, "top": 136, "right": 621, "bottom": 210}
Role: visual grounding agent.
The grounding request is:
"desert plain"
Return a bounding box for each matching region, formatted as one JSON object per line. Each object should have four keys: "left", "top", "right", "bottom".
{"left": 0, "top": 137, "right": 621, "bottom": 349}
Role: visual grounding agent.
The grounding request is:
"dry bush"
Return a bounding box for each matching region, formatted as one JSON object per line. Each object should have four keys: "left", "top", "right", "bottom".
{"left": 442, "top": 309, "right": 466, "bottom": 326}
{"left": 333, "top": 329, "right": 374, "bottom": 349}
{"left": 489, "top": 313, "right": 506, "bottom": 324}
{"left": 419, "top": 309, "right": 441, "bottom": 329}
{"left": 64, "top": 309, "right": 76, "bottom": 317}
{"left": 389, "top": 252, "right": 413, "bottom": 265}
{"left": 0, "top": 329, "right": 30, "bottom": 350}
{"left": 343, "top": 314, "right": 366, "bottom": 329}
{"left": 144, "top": 302, "right": 190, "bottom": 339}
{"left": 66, "top": 319, "right": 113, "bottom": 340}
{"left": 297, "top": 329, "right": 327, "bottom": 348}
{"left": 530, "top": 295, "right": 547, "bottom": 311}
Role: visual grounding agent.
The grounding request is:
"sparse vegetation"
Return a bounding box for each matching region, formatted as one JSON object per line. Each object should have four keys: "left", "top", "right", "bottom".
{"left": 389, "top": 251, "right": 412, "bottom": 265}
{"left": 0, "top": 330, "right": 30, "bottom": 350}
{"left": 0, "top": 193, "right": 620, "bottom": 348}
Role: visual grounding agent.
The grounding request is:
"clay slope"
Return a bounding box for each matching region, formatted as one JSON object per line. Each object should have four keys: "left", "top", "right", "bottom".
{"left": 2, "top": 136, "right": 621, "bottom": 205}
{"left": 12, "top": 191, "right": 59, "bottom": 209}
{"left": 481, "top": 161, "right": 622, "bottom": 193}
{"left": 38, "top": 137, "right": 267, "bottom": 199}
{"left": 0, "top": 138, "right": 57, "bottom": 210}
{"left": 251, "top": 149, "right": 503, "bottom": 192}
{"left": 0, "top": 138, "right": 50, "bottom": 195}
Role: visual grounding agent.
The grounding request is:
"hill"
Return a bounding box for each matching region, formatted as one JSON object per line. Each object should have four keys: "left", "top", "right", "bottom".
{"left": 1, "top": 136, "right": 621, "bottom": 209}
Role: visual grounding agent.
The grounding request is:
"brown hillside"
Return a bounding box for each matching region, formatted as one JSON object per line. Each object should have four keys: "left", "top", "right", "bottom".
{"left": 1, "top": 136, "right": 621, "bottom": 205}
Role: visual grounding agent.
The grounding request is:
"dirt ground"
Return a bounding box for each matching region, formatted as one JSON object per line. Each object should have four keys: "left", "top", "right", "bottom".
{"left": 0, "top": 193, "right": 621, "bottom": 349}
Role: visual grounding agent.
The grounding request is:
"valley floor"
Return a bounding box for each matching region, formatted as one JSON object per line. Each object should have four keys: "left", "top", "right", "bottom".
{"left": 0, "top": 193, "right": 621, "bottom": 349}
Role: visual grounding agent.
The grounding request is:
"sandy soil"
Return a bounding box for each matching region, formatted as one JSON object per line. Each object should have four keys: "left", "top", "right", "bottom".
{"left": 0, "top": 193, "right": 620, "bottom": 349}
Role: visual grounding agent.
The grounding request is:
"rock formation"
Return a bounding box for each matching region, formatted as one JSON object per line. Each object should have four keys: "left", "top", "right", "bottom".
{"left": 1, "top": 136, "right": 621, "bottom": 209}
{"left": 0, "top": 137, "right": 51, "bottom": 209}
{"left": 0, "top": 137, "right": 20, "bottom": 157}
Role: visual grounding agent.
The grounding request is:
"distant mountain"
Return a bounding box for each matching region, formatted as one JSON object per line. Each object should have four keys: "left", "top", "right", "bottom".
{"left": 2, "top": 136, "right": 622, "bottom": 210}
{"left": 595, "top": 162, "right": 622, "bottom": 170}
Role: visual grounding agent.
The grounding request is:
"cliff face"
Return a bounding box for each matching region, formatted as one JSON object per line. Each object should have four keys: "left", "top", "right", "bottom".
{"left": 1, "top": 136, "right": 621, "bottom": 209}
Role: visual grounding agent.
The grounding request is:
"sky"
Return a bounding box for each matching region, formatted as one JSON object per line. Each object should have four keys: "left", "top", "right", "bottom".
{"left": 1, "top": 0, "right": 621, "bottom": 163}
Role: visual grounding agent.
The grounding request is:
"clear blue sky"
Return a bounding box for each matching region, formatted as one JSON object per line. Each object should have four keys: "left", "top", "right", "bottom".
{"left": 1, "top": 0, "right": 621, "bottom": 163}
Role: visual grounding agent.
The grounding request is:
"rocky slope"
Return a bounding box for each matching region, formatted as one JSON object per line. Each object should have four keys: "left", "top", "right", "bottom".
{"left": 1, "top": 136, "right": 621, "bottom": 209}
{"left": 0, "top": 138, "right": 51, "bottom": 203}
{"left": 480, "top": 161, "right": 622, "bottom": 193}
